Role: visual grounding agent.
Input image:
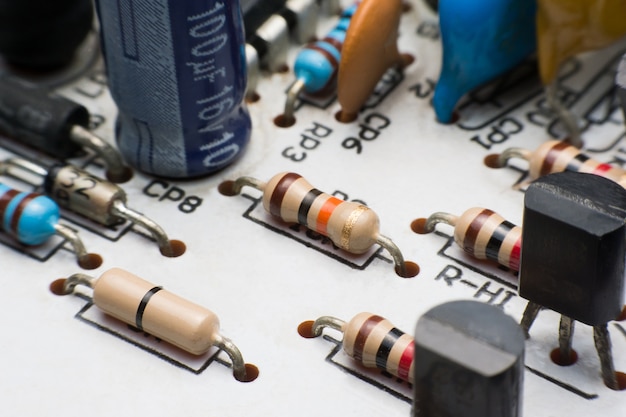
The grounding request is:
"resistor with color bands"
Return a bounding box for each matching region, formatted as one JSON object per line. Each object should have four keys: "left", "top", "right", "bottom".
{"left": 412, "top": 207, "right": 521, "bottom": 271}
{"left": 0, "top": 158, "right": 185, "bottom": 257}
{"left": 219, "top": 172, "right": 418, "bottom": 277}
{"left": 280, "top": 4, "right": 358, "bottom": 124}
{"left": 298, "top": 312, "right": 414, "bottom": 383}
{"left": 0, "top": 182, "right": 101, "bottom": 269}
{"left": 484, "top": 140, "right": 626, "bottom": 188}
{"left": 53, "top": 268, "right": 258, "bottom": 382}
{"left": 95, "top": 0, "right": 251, "bottom": 178}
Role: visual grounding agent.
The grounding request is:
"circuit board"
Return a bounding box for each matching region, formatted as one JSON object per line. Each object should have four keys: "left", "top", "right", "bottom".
{"left": 1, "top": 1, "right": 626, "bottom": 416}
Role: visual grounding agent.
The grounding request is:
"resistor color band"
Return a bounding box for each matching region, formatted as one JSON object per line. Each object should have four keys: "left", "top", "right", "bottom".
{"left": 342, "top": 312, "right": 414, "bottom": 382}
{"left": 455, "top": 208, "right": 521, "bottom": 271}
{"left": 262, "top": 172, "right": 379, "bottom": 253}
{"left": 0, "top": 183, "right": 59, "bottom": 245}
{"left": 529, "top": 141, "right": 626, "bottom": 185}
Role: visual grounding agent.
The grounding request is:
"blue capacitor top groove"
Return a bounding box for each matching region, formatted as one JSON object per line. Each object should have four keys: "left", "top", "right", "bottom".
{"left": 96, "top": 0, "right": 251, "bottom": 178}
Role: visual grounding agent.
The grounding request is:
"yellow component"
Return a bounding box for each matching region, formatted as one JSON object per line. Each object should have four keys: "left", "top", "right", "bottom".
{"left": 537, "top": 0, "right": 626, "bottom": 84}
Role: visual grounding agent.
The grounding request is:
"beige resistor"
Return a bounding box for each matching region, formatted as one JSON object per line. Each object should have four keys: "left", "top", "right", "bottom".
{"left": 48, "top": 164, "right": 126, "bottom": 225}
{"left": 412, "top": 207, "right": 521, "bottom": 271}
{"left": 262, "top": 172, "right": 379, "bottom": 253}
{"left": 0, "top": 158, "right": 184, "bottom": 257}
{"left": 93, "top": 268, "right": 219, "bottom": 355}
{"left": 302, "top": 312, "right": 415, "bottom": 383}
{"left": 57, "top": 268, "right": 255, "bottom": 381}
{"left": 221, "top": 172, "right": 418, "bottom": 277}
{"left": 485, "top": 140, "right": 626, "bottom": 188}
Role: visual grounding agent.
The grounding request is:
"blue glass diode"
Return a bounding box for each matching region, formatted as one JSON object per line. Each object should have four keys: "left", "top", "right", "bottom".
{"left": 432, "top": 0, "right": 536, "bottom": 123}
{"left": 95, "top": 1, "right": 251, "bottom": 178}
{"left": 279, "top": 3, "right": 358, "bottom": 126}
{"left": 0, "top": 182, "right": 102, "bottom": 269}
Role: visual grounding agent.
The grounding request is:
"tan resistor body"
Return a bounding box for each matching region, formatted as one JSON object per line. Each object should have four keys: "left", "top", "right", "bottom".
{"left": 49, "top": 165, "right": 126, "bottom": 225}
{"left": 93, "top": 268, "right": 220, "bottom": 355}
{"left": 341, "top": 312, "right": 414, "bottom": 383}
{"left": 262, "top": 172, "right": 380, "bottom": 253}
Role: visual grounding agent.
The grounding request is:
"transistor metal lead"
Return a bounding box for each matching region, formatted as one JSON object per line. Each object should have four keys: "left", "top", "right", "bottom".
{"left": 53, "top": 268, "right": 257, "bottom": 382}
{"left": 220, "top": 172, "right": 418, "bottom": 277}
{"left": 0, "top": 158, "right": 185, "bottom": 257}
{"left": 519, "top": 171, "right": 626, "bottom": 390}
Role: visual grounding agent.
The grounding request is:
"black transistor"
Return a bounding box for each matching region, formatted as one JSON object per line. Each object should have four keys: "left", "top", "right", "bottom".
{"left": 413, "top": 300, "right": 525, "bottom": 417}
{"left": 519, "top": 171, "right": 626, "bottom": 389}
{"left": 0, "top": 0, "right": 93, "bottom": 70}
{"left": 0, "top": 77, "right": 131, "bottom": 182}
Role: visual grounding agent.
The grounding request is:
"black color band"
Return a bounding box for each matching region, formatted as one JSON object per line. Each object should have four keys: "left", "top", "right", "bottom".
{"left": 135, "top": 286, "right": 163, "bottom": 331}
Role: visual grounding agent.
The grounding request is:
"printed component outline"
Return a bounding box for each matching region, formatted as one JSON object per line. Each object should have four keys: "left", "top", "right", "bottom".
{"left": 240, "top": 192, "right": 392, "bottom": 270}
{"left": 72, "top": 294, "right": 229, "bottom": 375}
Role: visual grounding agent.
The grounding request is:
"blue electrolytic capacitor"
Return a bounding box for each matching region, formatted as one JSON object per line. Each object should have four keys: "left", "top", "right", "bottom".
{"left": 0, "top": 182, "right": 101, "bottom": 268}
{"left": 95, "top": 1, "right": 251, "bottom": 178}
{"left": 281, "top": 4, "right": 358, "bottom": 124}
{"left": 432, "top": 0, "right": 536, "bottom": 123}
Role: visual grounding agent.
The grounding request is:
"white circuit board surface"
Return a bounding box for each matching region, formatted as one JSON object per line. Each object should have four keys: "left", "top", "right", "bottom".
{"left": 1, "top": 1, "right": 626, "bottom": 416}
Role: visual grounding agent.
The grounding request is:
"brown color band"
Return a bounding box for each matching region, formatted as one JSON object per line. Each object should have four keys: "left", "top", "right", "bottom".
{"left": 540, "top": 141, "right": 570, "bottom": 177}
{"left": 353, "top": 315, "right": 384, "bottom": 362}
{"left": 11, "top": 193, "right": 38, "bottom": 234}
{"left": 0, "top": 189, "right": 19, "bottom": 231}
{"left": 463, "top": 209, "right": 493, "bottom": 254}
{"left": 269, "top": 173, "right": 301, "bottom": 218}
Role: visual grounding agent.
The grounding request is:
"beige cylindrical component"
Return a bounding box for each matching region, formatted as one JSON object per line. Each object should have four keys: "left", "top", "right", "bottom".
{"left": 527, "top": 141, "right": 626, "bottom": 187}
{"left": 92, "top": 268, "right": 220, "bottom": 355}
{"left": 261, "top": 172, "right": 380, "bottom": 253}
{"left": 341, "top": 312, "right": 414, "bottom": 383}
{"left": 453, "top": 207, "right": 521, "bottom": 271}
{"left": 47, "top": 165, "right": 126, "bottom": 225}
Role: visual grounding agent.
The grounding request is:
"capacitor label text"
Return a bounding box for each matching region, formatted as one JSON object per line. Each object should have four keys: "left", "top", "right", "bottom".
{"left": 282, "top": 122, "right": 333, "bottom": 162}
{"left": 341, "top": 112, "right": 391, "bottom": 154}
{"left": 143, "top": 180, "right": 203, "bottom": 214}
{"left": 187, "top": 2, "right": 240, "bottom": 169}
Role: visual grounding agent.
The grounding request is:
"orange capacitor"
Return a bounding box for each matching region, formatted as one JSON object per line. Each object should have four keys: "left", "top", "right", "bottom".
{"left": 336, "top": 0, "right": 412, "bottom": 122}
{"left": 485, "top": 140, "right": 626, "bottom": 188}
{"left": 537, "top": 0, "right": 626, "bottom": 85}
{"left": 537, "top": 1, "right": 626, "bottom": 147}
{"left": 56, "top": 268, "right": 256, "bottom": 382}
{"left": 220, "top": 172, "right": 418, "bottom": 277}
{"left": 412, "top": 207, "right": 521, "bottom": 271}
{"left": 300, "top": 312, "right": 414, "bottom": 383}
